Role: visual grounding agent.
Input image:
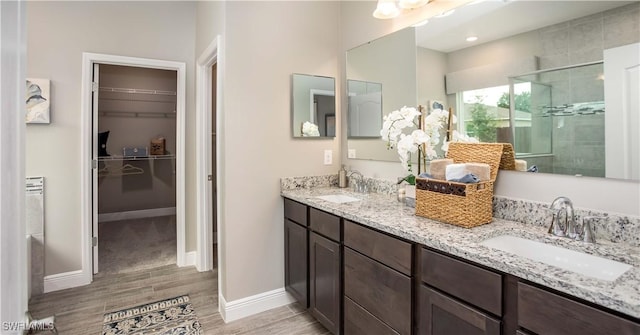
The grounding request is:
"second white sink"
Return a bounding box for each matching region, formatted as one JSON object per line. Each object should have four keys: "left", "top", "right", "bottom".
{"left": 315, "top": 194, "right": 361, "bottom": 204}
{"left": 480, "top": 235, "right": 632, "bottom": 281}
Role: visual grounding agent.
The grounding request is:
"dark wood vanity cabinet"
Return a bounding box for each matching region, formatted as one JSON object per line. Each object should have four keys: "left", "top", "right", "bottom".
{"left": 419, "top": 248, "right": 502, "bottom": 335}
{"left": 420, "top": 286, "right": 501, "bottom": 335}
{"left": 309, "top": 208, "right": 342, "bottom": 335}
{"left": 517, "top": 282, "right": 640, "bottom": 335}
{"left": 284, "top": 199, "right": 309, "bottom": 308}
{"left": 284, "top": 198, "right": 640, "bottom": 335}
{"left": 343, "top": 220, "right": 413, "bottom": 335}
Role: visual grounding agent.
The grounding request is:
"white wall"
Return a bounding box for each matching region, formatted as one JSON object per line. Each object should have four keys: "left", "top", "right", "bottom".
{"left": 26, "top": 1, "right": 197, "bottom": 276}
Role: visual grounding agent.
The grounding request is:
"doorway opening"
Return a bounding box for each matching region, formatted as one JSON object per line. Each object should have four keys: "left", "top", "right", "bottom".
{"left": 94, "top": 64, "right": 178, "bottom": 274}
{"left": 81, "top": 53, "right": 187, "bottom": 283}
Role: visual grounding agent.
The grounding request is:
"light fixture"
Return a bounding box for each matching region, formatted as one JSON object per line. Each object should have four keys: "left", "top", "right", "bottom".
{"left": 412, "top": 19, "right": 429, "bottom": 27}
{"left": 373, "top": 0, "right": 433, "bottom": 19}
{"left": 399, "top": 0, "right": 429, "bottom": 9}
{"left": 466, "top": 36, "right": 478, "bottom": 42}
{"left": 373, "top": 0, "right": 400, "bottom": 19}
{"left": 434, "top": 9, "right": 455, "bottom": 18}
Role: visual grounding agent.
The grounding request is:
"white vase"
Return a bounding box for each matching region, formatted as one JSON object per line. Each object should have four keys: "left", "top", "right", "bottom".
{"left": 405, "top": 184, "right": 416, "bottom": 199}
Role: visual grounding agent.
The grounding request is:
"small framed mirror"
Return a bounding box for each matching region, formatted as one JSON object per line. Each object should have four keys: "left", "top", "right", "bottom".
{"left": 291, "top": 74, "right": 336, "bottom": 138}
{"left": 347, "top": 80, "right": 382, "bottom": 138}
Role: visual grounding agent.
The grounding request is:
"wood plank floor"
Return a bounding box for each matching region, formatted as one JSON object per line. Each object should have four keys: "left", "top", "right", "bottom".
{"left": 29, "top": 264, "right": 329, "bottom": 334}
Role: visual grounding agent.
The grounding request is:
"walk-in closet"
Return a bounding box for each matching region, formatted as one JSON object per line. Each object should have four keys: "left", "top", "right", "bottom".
{"left": 95, "top": 64, "right": 177, "bottom": 274}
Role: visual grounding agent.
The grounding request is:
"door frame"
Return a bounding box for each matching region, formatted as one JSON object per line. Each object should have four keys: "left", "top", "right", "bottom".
{"left": 0, "top": 0, "right": 28, "bottom": 325}
{"left": 196, "top": 36, "right": 222, "bottom": 274}
{"left": 80, "top": 52, "right": 187, "bottom": 283}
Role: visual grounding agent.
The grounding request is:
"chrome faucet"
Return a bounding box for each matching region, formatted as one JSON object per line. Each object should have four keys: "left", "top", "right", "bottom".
{"left": 347, "top": 170, "right": 367, "bottom": 193}
{"left": 547, "top": 196, "right": 597, "bottom": 243}
{"left": 549, "top": 196, "right": 575, "bottom": 237}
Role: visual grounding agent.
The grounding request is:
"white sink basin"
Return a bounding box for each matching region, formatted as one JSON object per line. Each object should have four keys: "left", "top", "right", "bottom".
{"left": 480, "top": 235, "right": 632, "bottom": 281}
{"left": 315, "top": 194, "right": 361, "bottom": 204}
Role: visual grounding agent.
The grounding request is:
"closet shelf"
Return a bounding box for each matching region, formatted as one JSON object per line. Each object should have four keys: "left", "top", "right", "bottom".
{"left": 99, "top": 86, "right": 176, "bottom": 96}
{"left": 98, "top": 154, "right": 175, "bottom": 161}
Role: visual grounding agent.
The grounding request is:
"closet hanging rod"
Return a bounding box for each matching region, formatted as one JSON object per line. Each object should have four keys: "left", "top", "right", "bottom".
{"left": 97, "top": 154, "right": 176, "bottom": 161}
{"left": 99, "top": 110, "right": 176, "bottom": 118}
{"left": 99, "top": 86, "right": 176, "bottom": 96}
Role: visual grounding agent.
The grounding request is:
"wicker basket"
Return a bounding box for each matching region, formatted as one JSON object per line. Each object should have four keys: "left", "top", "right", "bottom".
{"left": 415, "top": 143, "right": 514, "bottom": 228}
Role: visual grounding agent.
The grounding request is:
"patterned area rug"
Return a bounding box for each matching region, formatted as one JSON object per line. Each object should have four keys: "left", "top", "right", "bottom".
{"left": 102, "top": 295, "right": 201, "bottom": 335}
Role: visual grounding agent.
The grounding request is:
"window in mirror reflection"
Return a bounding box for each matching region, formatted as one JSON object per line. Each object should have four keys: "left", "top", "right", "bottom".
{"left": 347, "top": 80, "right": 383, "bottom": 138}
{"left": 291, "top": 74, "right": 336, "bottom": 138}
{"left": 456, "top": 62, "right": 607, "bottom": 178}
{"left": 457, "top": 83, "right": 531, "bottom": 144}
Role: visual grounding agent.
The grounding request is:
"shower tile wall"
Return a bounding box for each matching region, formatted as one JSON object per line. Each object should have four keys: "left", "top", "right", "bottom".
{"left": 538, "top": 2, "right": 639, "bottom": 72}
{"left": 534, "top": 2, "right": 639, "bottom": 177}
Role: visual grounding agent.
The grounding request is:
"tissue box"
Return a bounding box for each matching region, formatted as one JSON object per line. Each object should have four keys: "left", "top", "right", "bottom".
{"left": 415, "top": 143, "right": 514, "bottom": 228}
{"left": 150, "top": 137, "right": 166, "bottom": 155}
{"left": 123, "top": 147, "right": 148, "bottom": 157}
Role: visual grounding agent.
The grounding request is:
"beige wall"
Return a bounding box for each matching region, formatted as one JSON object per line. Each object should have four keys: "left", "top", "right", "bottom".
{"left": 220, "top": 1, "right": 341, "bottom": 301}
{"left": 26, "top": 1, "right": 196, "bottom": 275}
{"left": 196, "top": 1, "right": 341, "bottom": 301}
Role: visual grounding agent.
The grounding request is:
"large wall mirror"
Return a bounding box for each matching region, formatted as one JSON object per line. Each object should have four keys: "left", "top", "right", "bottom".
{"left": 347, "top": 80, "right": 383, "bottom": 138}
{"left": 292, "top": 74, "right": 336, "bottom": 138}
{"left": 346, "top": 0, "right": 639, "bottom": 181}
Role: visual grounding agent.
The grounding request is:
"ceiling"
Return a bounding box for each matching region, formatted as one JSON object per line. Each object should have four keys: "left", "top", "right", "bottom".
{"left": 415, "top": 0, "right": 635, "bottom": 52}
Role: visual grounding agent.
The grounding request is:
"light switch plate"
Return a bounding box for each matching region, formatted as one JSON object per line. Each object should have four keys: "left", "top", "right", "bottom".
{"left": 348, "top": 149, "right": 356, "bottom": 159}
{"left": 324, "top": 150, "right": 332, "bottom": 165}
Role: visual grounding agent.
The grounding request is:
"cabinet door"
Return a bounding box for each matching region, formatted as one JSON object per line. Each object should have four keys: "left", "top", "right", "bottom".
{"left": 420, "top": 285, "right": 501, "bottom": 335}
{"left": 310, "top": 232, "right": 341, "bottom": 334}
{"left": 518, "top": 282, "right": 640, "bottom": 335}
{"left": 344, "top": 248, "right": 412, "bottom": 335}
{"left": 285, "top": 219, "right": 308, "bottom": 308}
{"left": 344, "top": 296, "right": 400, "bottom": 335}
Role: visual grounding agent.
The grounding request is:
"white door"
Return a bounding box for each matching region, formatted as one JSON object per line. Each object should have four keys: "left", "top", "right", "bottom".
{"left": 348, "top": 92, "right": 382, "bottom": 137}
{"left": 604, "top": 43, "right": 640, "bottom": 180}
{"left": 92, "top": 63, "right": 100, "bottom": 274}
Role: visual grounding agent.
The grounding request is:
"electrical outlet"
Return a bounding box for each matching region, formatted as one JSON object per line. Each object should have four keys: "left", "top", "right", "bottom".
{"left": 348, "top": 149, "right": 356, "bottom": 159}
{"left": 324, "top": 150, "right": 332, "bottom": 165}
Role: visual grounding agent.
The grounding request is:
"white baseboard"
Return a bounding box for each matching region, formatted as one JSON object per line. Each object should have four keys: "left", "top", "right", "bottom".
{"left": 98, "top": 207, "right": 176, "bottom": 223}
{"left": 183, "top": 251, "right": 196, "bottom": 267}
{"left": 43, "top": 270, "right": 90, "bottom": 293}
{"left": 219, "top": 288, "right": 296, "bottom": 323}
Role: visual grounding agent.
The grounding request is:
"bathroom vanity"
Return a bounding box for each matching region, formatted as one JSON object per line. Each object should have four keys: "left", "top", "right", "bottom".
{"left": 282, "top": 185, "right": 640, "bottom": 335}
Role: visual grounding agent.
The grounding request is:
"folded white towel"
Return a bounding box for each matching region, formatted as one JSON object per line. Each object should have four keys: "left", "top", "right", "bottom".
{"left": 515, "top": 159, "right": 527, "bottom": 171}
{"left": 446, "top": 163, "right": 492, "bottom": 181}
{"left": 445, "top": 164, "right": 469, "bottom": 181}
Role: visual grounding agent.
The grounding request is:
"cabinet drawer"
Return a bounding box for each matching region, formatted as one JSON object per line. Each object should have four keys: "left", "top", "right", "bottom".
{"left": 518, "top": 282, "right": 640, "bottom": 335}
{"left": 422, "top": 248, "right": 502, "bottom": 316}
{"left": 420, "top": 285, "right": 500, "bottom": 335}
{"left": 310, "top": 207, "right": 341, "bottom": 241}
{"left": 345, "top": 296, "right": 400, "bottom": 335}
{"left": 344, "top": 220, "right": 412, "bottom": 276}
{"left": 344, "top": 248, "right": 412, "bottom": 335}
{"left": 284, "top": 198, "right": 307, "bottom": 226}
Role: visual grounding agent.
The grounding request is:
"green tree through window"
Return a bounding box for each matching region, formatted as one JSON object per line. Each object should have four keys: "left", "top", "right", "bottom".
{"left": 497, "top": 91, "right": 531, "bottom": 112}
{"left": 466, "top": 96, "right": 497, "bottom": 142}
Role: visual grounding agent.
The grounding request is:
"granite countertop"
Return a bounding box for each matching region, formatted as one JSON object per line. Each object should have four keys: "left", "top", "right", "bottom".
{"left": 281, "top": 186, "right": 640, "bottom": 319}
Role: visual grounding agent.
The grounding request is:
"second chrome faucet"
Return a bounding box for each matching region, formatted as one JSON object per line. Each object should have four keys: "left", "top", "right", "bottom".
{"left": 548, "top": 196, "right": 597, "bottom": 243}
